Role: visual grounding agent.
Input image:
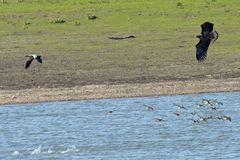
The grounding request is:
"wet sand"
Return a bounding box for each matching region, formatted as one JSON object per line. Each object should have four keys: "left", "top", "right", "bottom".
{"left": 0, "top": 77, "right": 239, "bottom": 105}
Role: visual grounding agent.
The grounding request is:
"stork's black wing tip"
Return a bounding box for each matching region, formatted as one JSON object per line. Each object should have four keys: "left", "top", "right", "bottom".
{"left": 25, "top": 60, "right": 32, "bottom": 69}
{"left": 36, "top": 56, "right": 42, "bottom": 63}
{"left": 195, "top": 39, "right": 210, "bottom": 62}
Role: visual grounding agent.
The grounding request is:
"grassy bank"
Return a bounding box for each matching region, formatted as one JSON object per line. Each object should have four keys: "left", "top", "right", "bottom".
{"left": 0, "top": 0, "right": 239, "bottom": 90}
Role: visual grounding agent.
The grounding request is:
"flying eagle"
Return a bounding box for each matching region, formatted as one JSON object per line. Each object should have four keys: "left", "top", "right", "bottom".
{"left": 195, "top": 22, "right": 218, "bottom": 62}
{"left": 25, "top": 54, "right": 42, "bottom": 69}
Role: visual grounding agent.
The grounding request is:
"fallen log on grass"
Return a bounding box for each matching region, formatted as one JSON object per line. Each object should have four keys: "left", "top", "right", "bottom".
{"left": 108, "top": 35, "right": 136, "bottom": 40}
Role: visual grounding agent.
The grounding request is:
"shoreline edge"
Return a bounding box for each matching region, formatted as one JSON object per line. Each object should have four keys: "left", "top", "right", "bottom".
{"left": 1, "top": 78, "right": 239, "bottom": 105}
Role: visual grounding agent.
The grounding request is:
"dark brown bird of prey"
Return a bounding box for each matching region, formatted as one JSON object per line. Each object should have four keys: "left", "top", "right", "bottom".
{"left": 196, "top": 22, "right": 218, "bottom": 62}
{"left": 25, "top": 54, "right": 42, "bottom": 69}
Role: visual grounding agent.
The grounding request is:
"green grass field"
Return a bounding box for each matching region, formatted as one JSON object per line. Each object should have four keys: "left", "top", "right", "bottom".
{"left": 0, "top": 0, "right": 239, "bottom": 89}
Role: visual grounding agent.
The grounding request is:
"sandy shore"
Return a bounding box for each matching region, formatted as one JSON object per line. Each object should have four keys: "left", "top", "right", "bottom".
{"left": 0, "top": 77, "right": 239, "bottom": 105}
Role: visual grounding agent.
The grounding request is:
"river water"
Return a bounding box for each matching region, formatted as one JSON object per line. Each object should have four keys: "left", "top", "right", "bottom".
{"left": 0, "top": 91, "right": 240, "bottom": 160}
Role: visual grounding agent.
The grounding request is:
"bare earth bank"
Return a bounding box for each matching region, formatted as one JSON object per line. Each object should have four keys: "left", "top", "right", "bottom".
{"left": 0, "top": 78, "right": 239, "bottom": 105}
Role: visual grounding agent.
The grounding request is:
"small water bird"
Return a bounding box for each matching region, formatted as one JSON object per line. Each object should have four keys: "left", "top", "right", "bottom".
{"left": 25, "top": 54, "right": 42, "bottom": 69}
{"left": 195, "top": 103, "right": 205, "bottom": 107}
{"left": 174, "top": 112, "right": 180, "bottom": 116}
{"left": 202, "top": 99, "right": 213, "bottom": 106}
{"left": 174, "top": 104, "right": 186, "bottom": 110}
{"left": 106, "top": 110, "right": 114, "bottom": 114}
{"left": 217, "top": 115, "right": 231, "bottom": 121}
{"left": 190, "top": 111, "right": 197, "bottom": 115}
{"left": 210, "top": 106, "right": 218, "bottom": 111}
{"left": 216, "top": 101, "right": 223, "bottom": 105}
{"left": 195, "top": 21, "right": 218, "bottom": 62}
{"left": 156, "top": 118, "right": 164, "bottom": 122}
{"left": 191, "top": 119, "right": 200, "bottom": 124}
{"left": 210, "top": 100, "right": 223, "bottom": 106}
{"left": 198, "top": 116, "right": 208, "bottom": 122}
{"left": 198, "top": 115, "right": 213, "bottom": 122}
{"left": 144, "top": 105, "right": 154, "bottom": 110}
{"left": 223, "top": 115, "right": 231, "bottom": 121}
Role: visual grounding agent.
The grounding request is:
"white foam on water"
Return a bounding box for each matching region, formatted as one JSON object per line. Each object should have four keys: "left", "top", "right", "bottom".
{"left": 31, "top": 145, "right": 42, "bottom": 155}
{"left": 47, "top": 147, "right": 53, "bottom": 154}
{"left": 60, "top": 145, "right": 79, "bottom": 154}
{"left": 11, "top": 151, "right": 20, "bottom": 156}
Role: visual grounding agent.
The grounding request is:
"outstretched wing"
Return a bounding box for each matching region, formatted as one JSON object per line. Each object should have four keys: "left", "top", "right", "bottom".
{"left": 36, "top": 56, "right": 42, "bottom": 63}
{"left": 25, "top": 57, "right": 34, "bottom": 69}
{"left": 201, "top": 22, "right": 214, "bottom": 33}
{"left": 195, "top": 39, "right": 211, "bottom": 62}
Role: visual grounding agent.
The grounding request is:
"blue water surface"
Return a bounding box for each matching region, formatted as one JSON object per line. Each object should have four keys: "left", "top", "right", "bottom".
{"left": 0, "top": 91, "right": 240, "bottom": 160}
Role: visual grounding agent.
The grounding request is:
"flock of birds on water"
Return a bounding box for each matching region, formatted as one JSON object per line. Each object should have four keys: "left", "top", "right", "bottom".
{"left": 106, "top": 98, "right": 231, "bottom": 125}
{"left": 155, "top": 98, "right": 230, "bottom": 124}
{"left": 174, "top": 99, "right": 232, "bottom": 123}
{"left": 24, "top": 21, "right": 218, "bottom": 69}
